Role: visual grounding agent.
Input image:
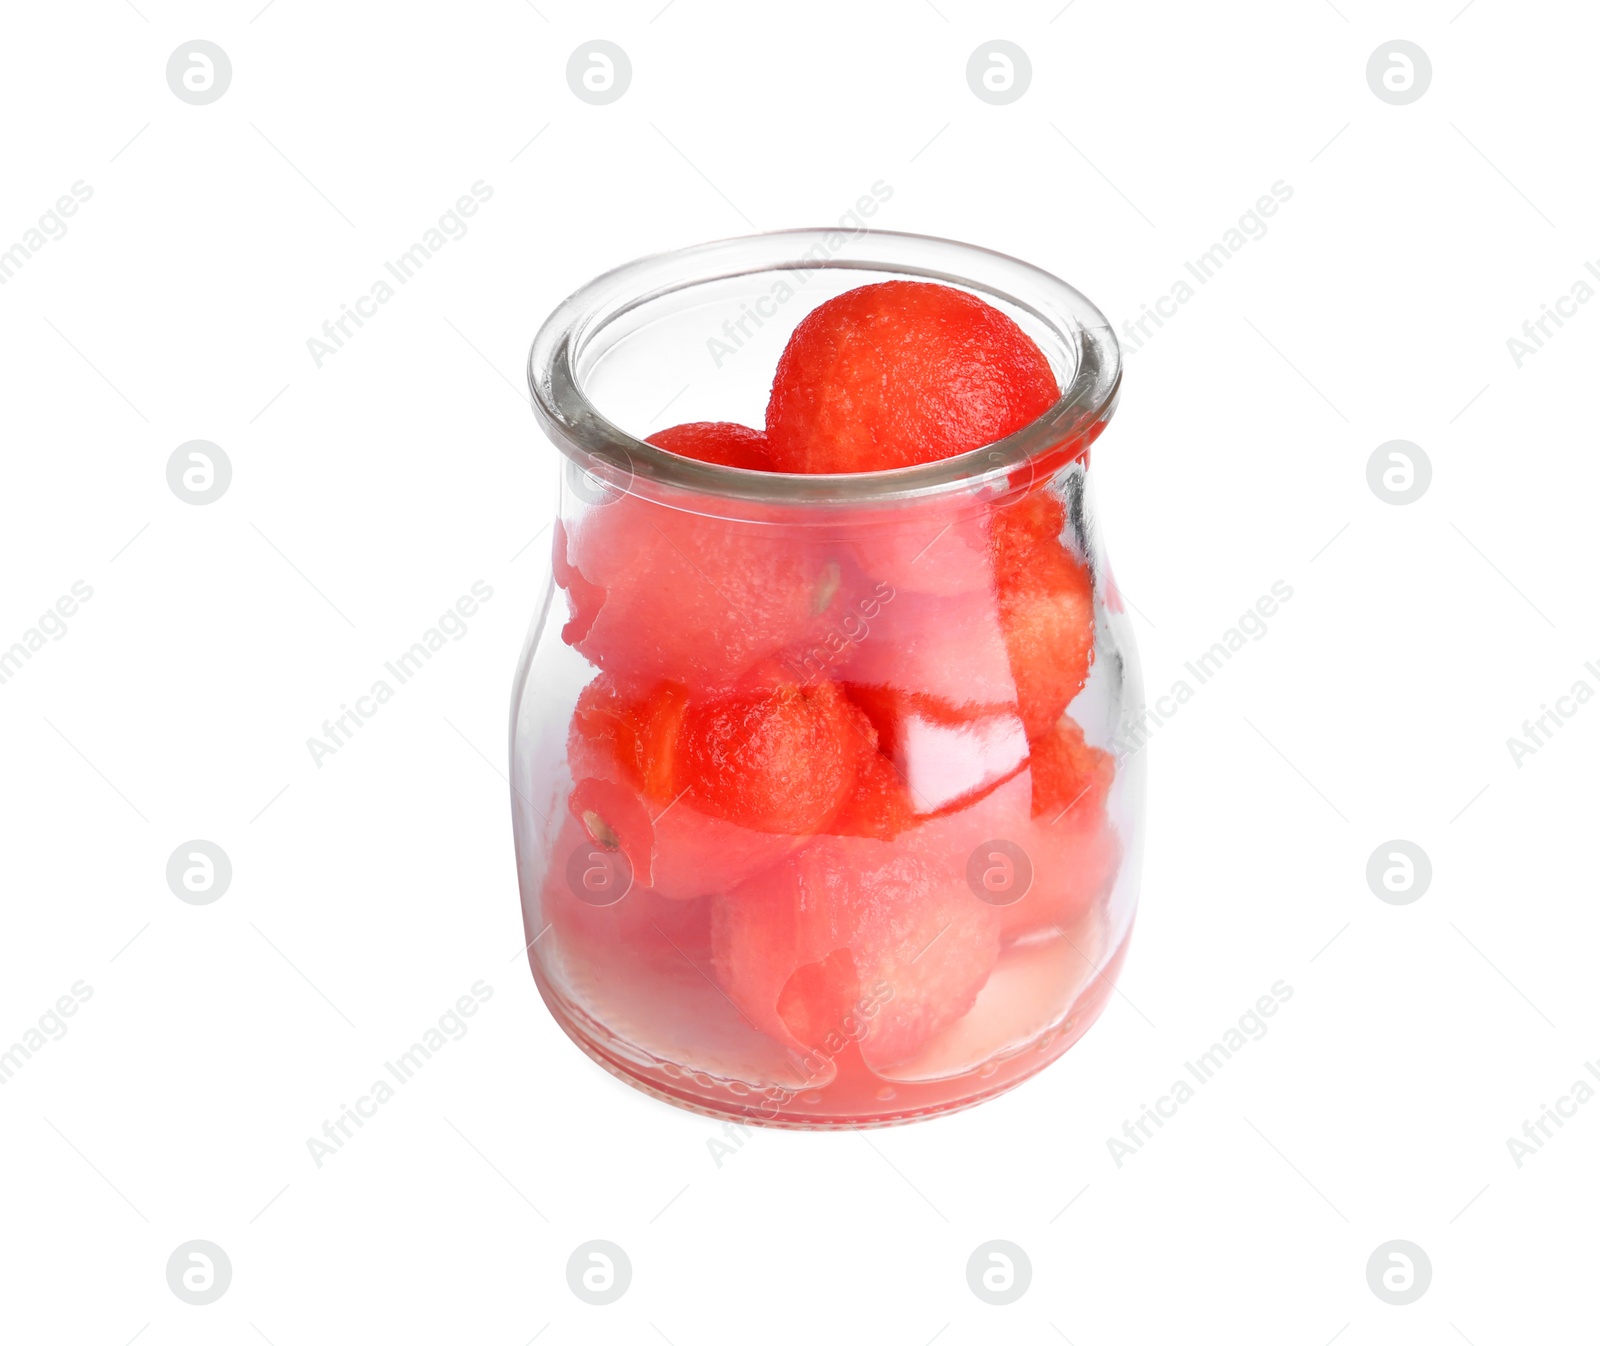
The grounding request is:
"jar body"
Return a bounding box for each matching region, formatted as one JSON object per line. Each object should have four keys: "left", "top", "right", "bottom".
{"left": 513, "top": 232, "right": 1142, "bottom": 1126}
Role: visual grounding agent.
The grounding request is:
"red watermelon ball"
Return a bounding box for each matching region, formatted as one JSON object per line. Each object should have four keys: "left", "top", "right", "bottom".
{"left": 711, "top": 836, "right": 1002, "bottom": 1069}
{"left": 566, "top": 669, "right": 878, "bottom": 899}
{"left": 990, "top": 489, "right": 1097, "bottom": 738}
{"left": 765, "top": 280, "right": 1060, "bottom": 474}
{"left": 646, "top": 421, "right": 774, "bottom": 472}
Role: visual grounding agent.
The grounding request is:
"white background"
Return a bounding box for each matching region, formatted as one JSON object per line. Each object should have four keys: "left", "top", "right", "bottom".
{"left": 2, "top": 1, "right": 1596, "bottom": 1342}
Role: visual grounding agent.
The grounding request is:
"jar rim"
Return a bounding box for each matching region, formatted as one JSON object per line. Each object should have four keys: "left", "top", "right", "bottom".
{"left": 527, "top": 228, "right": 1121, "bottom": 505}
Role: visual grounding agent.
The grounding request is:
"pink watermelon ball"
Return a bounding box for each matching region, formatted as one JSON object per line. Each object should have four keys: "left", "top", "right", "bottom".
{"left": 711, "top": 836, "right": 1001, "bottom": 1069}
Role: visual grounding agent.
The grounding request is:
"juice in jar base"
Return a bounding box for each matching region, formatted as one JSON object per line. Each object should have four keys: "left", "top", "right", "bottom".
{"left": 527, "top": 922, "right": 1133, "bottom": 1129}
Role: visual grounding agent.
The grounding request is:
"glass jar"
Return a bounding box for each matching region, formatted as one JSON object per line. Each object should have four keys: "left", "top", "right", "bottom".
{"left": 513, "top": 230, "right": 1142, "bottom": 1127}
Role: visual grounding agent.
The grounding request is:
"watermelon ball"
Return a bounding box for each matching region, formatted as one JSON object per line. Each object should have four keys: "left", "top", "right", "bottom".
{"left": 711, "top": 836, "right": 1002, "bottom": 1069}
{"left": 673, "top": 671, "right": 877, "bottom": 834}
{"left": 765, "top": 280, "right": 1060, "bottom": 474}
{"left": 990, "top": 490, "right": 1096, "bottom": 739}
{"left": 827, "top": 748, "right": 918, "bottom": 841}
{"left": 1018, "top": 717, "right": 1120, "bottom": 940}
{"left": 875, "top": 931, "right": 1109, "bottom": 1085}
{"left": 646, "top": 421, "right": 774, "bottom": 472}
{"left": 1020, "top": 821, "right": 1119, "bottom": 944}
{"left": 567, "top": 670, "right": 876, "bottom": 899}
{"left": 1029, "top": 712, "right": 1115, "bottom": 823}
{"left": 920, "top": 716, "right": 1119, "bottom": 941}
{"left": 554, "top": 491, "right": 858, "bottom": 693}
